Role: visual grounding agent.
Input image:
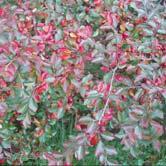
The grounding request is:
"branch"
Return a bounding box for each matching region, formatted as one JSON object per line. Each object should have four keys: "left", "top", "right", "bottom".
{"left": 99, "top": 65, "right": 119, "bottom": 122}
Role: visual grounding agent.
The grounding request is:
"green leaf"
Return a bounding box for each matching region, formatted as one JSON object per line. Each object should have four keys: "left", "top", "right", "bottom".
{"left": 133, "top": 32, "right": 139, "bottom": 39}
{"left": 17, "top": 104, "right": 28, "bottom": 113}
{"left": 66, "top": 11, "right": 72, "bottom": 20}
{"left": 95, "top": 141, "right": 104, "bottom": 156}
{"left": 82, "top": 74, "right": 93, "bottom": 84}
{"left": 151, "top": 110, "right": 163, "bottom": 119}
{"left": 77, "top": 12, "right": 86, "bottom": 21}
{"left": 93, "top": 29, "right": 99, "bottom": 37}
{"left": 139, "top": 64, "right": 154, "bottom": 71}
{"left": 57, "top": 108, "right": 64, "bottom": 119}
{"left": 75, "top": 146, "right": 84, "bottom": 160}
{"left": 101, "top": 132, "right": 115, "bottom": 141}
{"left": 23, "top": 113, "right": 31, "bottom": 128}
{"left": 74, "top": 103, "right": 88, "bottom": 111}
{"left": 104, "top": 72, "right": 112, "bottom": 83}
{"left": 122, "top": 43, "right": 130, "bottom": 50}
{"left": 55, "top": 29, "right": 63, "bottom": 41}
{"left": 80, "top": 87, "right": 86, "bottom": 97}
{"left": 144, "top": 29, "right": 153, "bottom": 36}
{"left": 87, "top": 90, "right": 100, "bottom": 98}
{"left": 2, "top": 140, "right": 11, "bottom": 149}
{"left": 134, "top": 126, "right": 142, "bottom": 139}
{"left": 92, "top": 57, "right": 104, "bottom": 63}
{"left": 39, "top": 135, "right": 46, "bottom": 143}
{"left": 105, "top": 147, "right": 117, "bottom": 156}
{"left": 29, "top": 98, "right": 38, "bottom": 112}
{"left": 157, "top": 29, "right": 166, "bottom": 34}
{"left": 17, "top": 113, "right": 26, "bottom": 121}
{"left": 45, "top": 77, "right": 55, "bottom": 83}
{"left": 78, "top": 116, "right": 93, "bottom": 124}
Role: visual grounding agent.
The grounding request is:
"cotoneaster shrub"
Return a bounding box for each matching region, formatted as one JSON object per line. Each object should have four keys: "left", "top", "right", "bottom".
{"left": 0, "top": 0, "right": 165, "bottom": 165}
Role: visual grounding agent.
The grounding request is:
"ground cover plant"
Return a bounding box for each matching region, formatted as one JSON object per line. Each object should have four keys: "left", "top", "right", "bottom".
{"left": 0, "top": 0, "right": 165, "bottom": 165}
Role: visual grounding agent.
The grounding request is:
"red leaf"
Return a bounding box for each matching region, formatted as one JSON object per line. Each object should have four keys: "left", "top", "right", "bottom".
{"left": 0, "top": 159, "right": 5, "bottom": 165}
{"left": 39, "top": 71, "right": 49, "bottom": 82}
{"left": 35, "top": 82, "right": 49, "bottom": 95}
{"left": 43, "top": 25, "right": 50, "bottom": 33}
{"left": 78, "top": 45, "right": 84, "bottom": 53}
{"left": 151, "top": 120, "right": 163, "bottom": 136}
{"left": 37, "top": 42, "right": 45, "bottom": 52}
{"left": 94, "top": 0, "right": 102, "bottom": 6}
{"left": 122, "top": 32, "right": 129, "bottom": 40}
{"left": 153, "top": 140, "right": 161, "bottom": 152}
{"left": 64, "top": 162, "right": 72, "bottom": 166}
{"left": 75, "top": 124, "right": 87, "bottom": 131}
{"left": 61, "top": 19, "right": 67, "bottom": 27}
{"left": 34, "top": 82, "right": 49, "bottom": 102}
{"left": 4, "top": 63, "right": 17, "bottom": 82}
{"left": 95, "top": 141, "right": 104, "bottom": 157}
{"left": 0, "top": 78, "right": 7, "bottom": 88}
{"left": 35, "top": 128, "right": 44, "bottom": 137}
{"left": 77, "top": 25, "right": 93, "bottom": 39}
{"left": 48, "top": 112, "right": 57, "bottom": 120}
{"left": 59, "top": 48, "right": 72, "bottom": 60}
{"left": 0, "top": 102, "right": 7, "bottom": 118}
{"left": 60, "top": 54, "right": 70, "bottom": 60}
{"left": 103, "top": 112, "right": 113, "bottom": 121}
{"left": 88, "top": 134, "right": 99, "bottom": 146}
{"left": 101, "top": 66, "right": 109, "bottom": 73}
{"left": 106, "top": 12, "right": 113, "bottom": 26}
{"left": 0, "top": 8, "right": 4, "bottom": 17}
{"left": 57, "top": 100, "right": 63, "bottom": 108}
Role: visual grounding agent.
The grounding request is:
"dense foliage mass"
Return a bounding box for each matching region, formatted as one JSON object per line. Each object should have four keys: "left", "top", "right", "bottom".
{"left": 0, "top": 0, "right": 165, "bottom": 165}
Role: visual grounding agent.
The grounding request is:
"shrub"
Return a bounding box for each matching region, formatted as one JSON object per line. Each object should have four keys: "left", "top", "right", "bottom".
{"left": 0, "top": 0, "right": 165, "bottom": 165}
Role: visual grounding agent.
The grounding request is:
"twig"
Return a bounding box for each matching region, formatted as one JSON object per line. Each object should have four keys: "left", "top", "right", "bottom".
{"left": 99, "top": 64, "right": 119, "bottom": 122}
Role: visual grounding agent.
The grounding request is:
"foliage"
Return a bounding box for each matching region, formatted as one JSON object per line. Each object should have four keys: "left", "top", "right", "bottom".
{"left": 0, "top": 0, "right": 165, "bottom": 165}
